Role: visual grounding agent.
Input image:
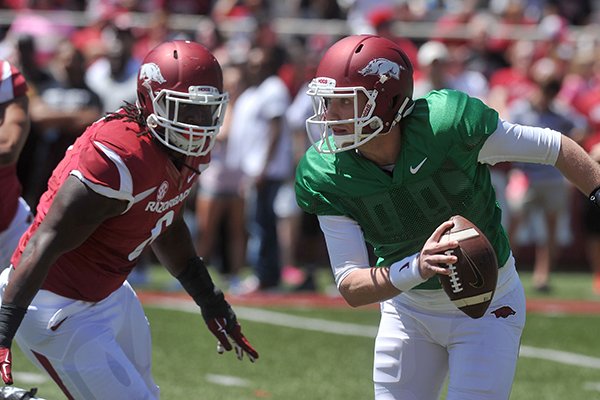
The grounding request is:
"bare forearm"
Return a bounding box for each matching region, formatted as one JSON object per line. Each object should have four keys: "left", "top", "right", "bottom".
{"left": 0, "top": 96, "right": 29, "bottom": 165}
{"left": 151, "top": 217, "right": 197, "bottom": 277}
{"left": 555, "top": 135, "right": 600, "bottom": 195}
{"left": 323, "top": 218, "right": 456, "bottom": 308}
{"left": 3, "top": 235, "right": 57, "bottom": 307}
{"left": 338, "top": 268, "right": 400, "bottom": 307}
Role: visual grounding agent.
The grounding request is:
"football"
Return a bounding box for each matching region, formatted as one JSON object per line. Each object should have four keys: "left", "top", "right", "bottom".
{"left": 438, "top": 215, "right": 498, "bottom": 319}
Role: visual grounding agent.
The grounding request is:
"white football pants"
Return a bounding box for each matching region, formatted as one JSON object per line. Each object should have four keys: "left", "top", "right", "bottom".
{"left": 374, "top": 257, "right": 526, "bottom": 400}
{"left": 0, "top": 269, "right": 159, "bottom": 400}
{"left": 0, "top": 197, "right": 32, "bottom": 270}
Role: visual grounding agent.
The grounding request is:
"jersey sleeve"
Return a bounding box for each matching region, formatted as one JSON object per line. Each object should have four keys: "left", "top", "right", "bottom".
{"left": 451, "top": 90, "right": 499, "bottom": 150}
{"left": 0, "top": 60, "right": 27, "bottom": 103}
{"left": 427, "top": 90, "right": 499, "bottom": 164}
{"left": 71, "top": 134, "right": 135, "bottom": 206}
{"left": 294, "top": 150, "right": 343, "bottom": 216}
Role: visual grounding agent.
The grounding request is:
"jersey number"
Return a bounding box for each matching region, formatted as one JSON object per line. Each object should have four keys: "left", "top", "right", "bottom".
{"left": 127, "top": 211, "right": 174, "bottom": 260}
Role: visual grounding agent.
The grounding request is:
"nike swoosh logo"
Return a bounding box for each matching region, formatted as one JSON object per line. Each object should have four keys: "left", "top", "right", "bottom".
{"left": 132, "top": 186, "right": 157, "bottom": 205}
{"left": 398, "top": 262, "right": 409, "bottom": 272}
{"left": 464, "top": 252, "right": 485, "bottom": 288}
{"left": 409, "top": 157, "right": 427, "bottom": 174}
{"left": 187, "top": 173, "right": 197, "bottom": 183}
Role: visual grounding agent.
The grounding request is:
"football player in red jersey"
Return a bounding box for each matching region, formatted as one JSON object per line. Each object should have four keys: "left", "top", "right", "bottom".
{"left": 0, "top": 41, "right": 258, "bottom": 399}
{"left": 0, "top": 60, "right": 32, "bottom": 271}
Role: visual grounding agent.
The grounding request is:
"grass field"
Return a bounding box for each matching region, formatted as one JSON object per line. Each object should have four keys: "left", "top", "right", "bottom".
{"left": 8, "top": 270, "right": 600, "bottom": 400}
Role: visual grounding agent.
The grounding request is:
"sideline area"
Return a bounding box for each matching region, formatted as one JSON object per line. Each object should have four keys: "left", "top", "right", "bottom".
{"left": 138, "top": 290, "right": 600, "bottom": 315}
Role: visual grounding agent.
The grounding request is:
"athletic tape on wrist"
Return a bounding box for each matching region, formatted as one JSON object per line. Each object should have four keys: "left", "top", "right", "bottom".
{"left": 389, "top": 253, "right": 425, "bottom": 292}
{"left": 0, "top": 304, "right": 27, "bottom": 347}
{"left": 176, "top": 257, "right": 216, "bottom": 306}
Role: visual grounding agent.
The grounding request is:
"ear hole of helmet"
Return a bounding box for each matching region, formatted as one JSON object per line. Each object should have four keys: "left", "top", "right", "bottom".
{"left": 138, "top": 93, "right": 147, "bottom": 108}
{"left": 390, "top": 94, "right": 401, "bottom": 112}
{"left": 137, "top": 90, "right": 150, "bottom": 115}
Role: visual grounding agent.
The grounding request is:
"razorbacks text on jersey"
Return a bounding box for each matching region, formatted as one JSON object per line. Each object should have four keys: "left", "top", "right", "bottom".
{"left": 0, "top": 60, "right": 28, "bottom": 232}
{"left": 11, "top": 112, "right": 204, "bottom": 301}
{"left": 295, "top": 90, "right": 511, "bottom": 289}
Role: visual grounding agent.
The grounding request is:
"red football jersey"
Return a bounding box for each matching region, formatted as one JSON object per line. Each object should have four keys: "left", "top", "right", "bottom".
{"left": 0, "top": 60, "right": 28, "bottom": 232}
{"left": 11, "top": 113, "right": 205, "bottom": 301}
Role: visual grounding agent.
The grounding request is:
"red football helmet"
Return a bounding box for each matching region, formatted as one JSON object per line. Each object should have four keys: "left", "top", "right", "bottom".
{"left": 306, "top": 35, "right": 414, "bottom": 153}
{"left": 137, "top": 40, "right": 228, "bottom": 156}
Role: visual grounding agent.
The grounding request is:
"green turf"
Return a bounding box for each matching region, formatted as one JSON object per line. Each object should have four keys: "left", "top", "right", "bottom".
{"left": 135, "top": 263, "right": 600, "bottom": 302}
{"left": 8, "top": 270, "right": 600, "bottom": 399}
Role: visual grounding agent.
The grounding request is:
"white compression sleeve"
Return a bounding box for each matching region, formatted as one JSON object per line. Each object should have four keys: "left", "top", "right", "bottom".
{"left": 477, "top": 119, "right": 562, "bottom": 166}
{"left": 317, "top": 215, "right": 371, "bottom": 288}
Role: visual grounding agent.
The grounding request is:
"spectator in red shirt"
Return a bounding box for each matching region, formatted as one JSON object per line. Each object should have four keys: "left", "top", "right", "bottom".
{"left": 367, "top": 6, "right": 418, "bottom": 69}
{"left": 487, "top": 40, "right": 537, "bottom": 119}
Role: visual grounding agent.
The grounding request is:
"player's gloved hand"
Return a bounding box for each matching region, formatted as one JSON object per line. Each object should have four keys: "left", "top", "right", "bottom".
{"left": 176, "top": 257, "right": 259, "bottom": 362}
{"left": 0, "top": 303, "right": 28, "bottom": 385}
{"left": 0, "top": 346, "right": 13, "bottom": 385}
{"left": 199, "top": 288, "right": 259, "bottom": 362}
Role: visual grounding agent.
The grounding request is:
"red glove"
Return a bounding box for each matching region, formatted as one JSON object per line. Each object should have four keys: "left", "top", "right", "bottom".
{"left": 175, "top": 258, "right": 259, "bottom": 362}
{"left": 0, "top": 303, "right": 27, "bottom": 385}
{"left": 0, "top": 346, "right": 13, "bottom": 385}
{"left": 206, "top": 317, "right": 259, "bottom": 362}
{"left": 199, "top": 289, "right": 259, "bottom": 362}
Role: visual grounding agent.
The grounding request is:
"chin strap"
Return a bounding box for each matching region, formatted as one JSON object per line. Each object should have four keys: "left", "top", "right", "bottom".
{"left": 391, "top": 97, "right": 415, "bottom": 127}
{"left": 180, "top": 160, "right": 203, "bottom": 175}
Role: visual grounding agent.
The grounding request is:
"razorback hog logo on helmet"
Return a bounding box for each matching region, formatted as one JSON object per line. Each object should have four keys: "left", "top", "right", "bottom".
{"left": 139, "top": 63, "right": 166, "bottom": 87}
{"left": 359, "top": 58, "right": 404, "bottom": 80}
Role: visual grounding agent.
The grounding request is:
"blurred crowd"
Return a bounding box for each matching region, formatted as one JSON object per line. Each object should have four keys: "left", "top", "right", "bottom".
{"left": 1, "top": 0, "right": 600, "bottom": 295}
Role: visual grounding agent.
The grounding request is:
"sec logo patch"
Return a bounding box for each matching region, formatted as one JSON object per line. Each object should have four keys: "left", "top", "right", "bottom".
{"left": 157, "top": 181, "right": 169, "bottom": 201}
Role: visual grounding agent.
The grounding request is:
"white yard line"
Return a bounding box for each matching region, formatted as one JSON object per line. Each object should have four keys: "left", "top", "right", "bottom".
{"left": 205, "top": 374, "right": 252, "bottom": 387}
{"left": 146, "top": 299, "right": 600, "bottom": 370}
{"left": 519, "top": 346, "right": 600, "bottom": 370}
{"left": 584, "top": 382, "right": 600, "bottom": 392}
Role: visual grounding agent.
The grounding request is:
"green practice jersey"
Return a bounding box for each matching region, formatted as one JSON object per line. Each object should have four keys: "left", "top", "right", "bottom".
{"left": 295, "top": 89, "right": 511, "bottom": 289}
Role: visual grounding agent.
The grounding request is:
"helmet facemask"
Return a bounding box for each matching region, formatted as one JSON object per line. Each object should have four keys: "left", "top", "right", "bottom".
{"left": 146, "top": 85, "right": 228, "bottom": 157}
{"left": 305, "top": 78, "right": 384, "bottom": 154}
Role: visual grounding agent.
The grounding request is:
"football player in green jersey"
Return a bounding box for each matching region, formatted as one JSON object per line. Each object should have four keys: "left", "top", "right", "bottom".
{"left": 295, "top": 35, "right": 600, "bottom": 400}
